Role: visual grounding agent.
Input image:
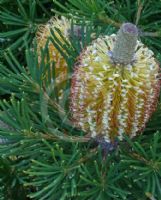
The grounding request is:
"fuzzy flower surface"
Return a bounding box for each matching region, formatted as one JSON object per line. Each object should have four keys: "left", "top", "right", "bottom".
{"left": 70, "top": 34, "right": 161, "bottom": 142}
{"left": 36, "top": 17, "right": 71, "bottom": 98}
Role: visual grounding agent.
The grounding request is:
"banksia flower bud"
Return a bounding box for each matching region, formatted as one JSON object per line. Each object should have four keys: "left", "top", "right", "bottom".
{"left": 70, "top": 23, "right": 161, "bottom": 143}
{"left": 36, "top": 17, "right": 71, "bottom": 99}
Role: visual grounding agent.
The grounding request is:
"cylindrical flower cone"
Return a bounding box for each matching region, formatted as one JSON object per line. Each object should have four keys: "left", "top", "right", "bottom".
{"left": 70, "top": 23, "right": 161, "bottom": 143}
{"left": 36, "top": 17, "right": 71, "bottom": 99}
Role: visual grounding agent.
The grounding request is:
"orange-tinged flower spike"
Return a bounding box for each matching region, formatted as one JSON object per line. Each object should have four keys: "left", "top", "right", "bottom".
{"left": 36, "top": 17, "right": 71, "bottom": 99}
{"left": 70, "top": 23, "right": 161, "bottom": 143}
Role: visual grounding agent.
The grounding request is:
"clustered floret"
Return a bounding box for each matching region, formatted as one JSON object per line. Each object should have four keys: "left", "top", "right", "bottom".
{"left": 70, "top": 34, "right": 161, "bottom": 142}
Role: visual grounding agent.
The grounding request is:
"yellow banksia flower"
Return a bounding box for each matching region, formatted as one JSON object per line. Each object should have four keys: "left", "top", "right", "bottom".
{"left": 36, "top": 17, "right": 71, "bottom": 98}
{"left": 70, "top": 23, "right": 161, "bottom": 143}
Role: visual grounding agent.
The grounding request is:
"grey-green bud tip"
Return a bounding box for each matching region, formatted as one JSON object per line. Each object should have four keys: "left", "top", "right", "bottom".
{"left": 112, "top": 23, "right": 138, "bottom": 65}
{"left": 122, "top": 23, "right": 138, "bottom": 36}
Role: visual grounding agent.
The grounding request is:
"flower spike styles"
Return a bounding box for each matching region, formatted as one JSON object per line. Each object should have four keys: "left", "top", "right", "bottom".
{"left": 70, "top": 23, "right": 161, "bottom": 143}
{"left": 36, "top": 17, "right": 71, "bottom": 99}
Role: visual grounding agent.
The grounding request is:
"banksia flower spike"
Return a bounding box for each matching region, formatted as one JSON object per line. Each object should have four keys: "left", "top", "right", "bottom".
{"left": 36, "top": 17, "right": 71, "bottom": 99}
{"left": 70, "top": 23, "right": 161, "bottom": 143}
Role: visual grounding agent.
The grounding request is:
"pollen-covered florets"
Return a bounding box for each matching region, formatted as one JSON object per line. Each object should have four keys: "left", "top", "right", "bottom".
{"left": 70, "top": 34, "right": 161, "bottom": 142}
{"left": 36, "top": 17, "right": 71, "bottom": 99}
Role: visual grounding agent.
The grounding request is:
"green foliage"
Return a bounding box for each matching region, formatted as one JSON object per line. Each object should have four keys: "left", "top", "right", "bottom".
{"left": 0, "top": 26, "right": 160, "bottom": 200}
{"left": 24, "top": 142, "right": 128, "bottom": 200}
{"left": 0, "top": 0, "right": 53, "bottom": 59}
{"left": 0, "top": 158, "right": 27, "bottom": 200}
{"left": 53, "top": 0, "right": 161, "bottom": 62}
{"left": 120, "top": 132, "right": 161, "bottom": 199}
{"left": 0, "top": 0, "right": 161, "bottom": 200}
